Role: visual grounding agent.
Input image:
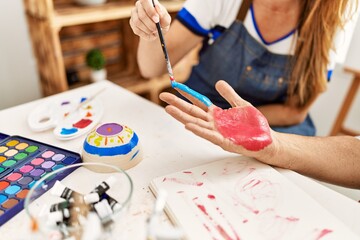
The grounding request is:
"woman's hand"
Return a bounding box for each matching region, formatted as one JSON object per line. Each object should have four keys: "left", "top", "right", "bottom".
{"left": 160, "top": 80, "right": 279, "bottom": 163}
{"left": 130, "top": 0, "right": 171, "bottom": 41}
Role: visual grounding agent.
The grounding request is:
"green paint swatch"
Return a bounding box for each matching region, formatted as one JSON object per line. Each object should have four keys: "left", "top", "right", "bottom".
{"left": 14, "top": 152, "right": 28, "bottom": 160}
{"left": 0, "top": 167, "right": 4, "bottom": 173}
{"left": 25, "top": 146, "right": 38, "bottom": 153}
{"left": 3, "top": 160, "right": 16, "bottom": 167}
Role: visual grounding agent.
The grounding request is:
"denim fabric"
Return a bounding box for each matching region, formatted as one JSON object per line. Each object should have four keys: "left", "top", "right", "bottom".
{"left": 184, "top": 21, "right": 316, "bottom": 136}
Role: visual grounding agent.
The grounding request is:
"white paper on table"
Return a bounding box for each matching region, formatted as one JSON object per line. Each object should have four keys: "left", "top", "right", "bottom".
{"left": 150, "top": 156, "right": 359, "bottom": 240}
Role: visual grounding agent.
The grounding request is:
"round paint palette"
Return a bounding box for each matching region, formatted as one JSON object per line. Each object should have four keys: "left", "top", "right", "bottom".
{"left": 28, "top": 96, "right": 103, "bottom": 140}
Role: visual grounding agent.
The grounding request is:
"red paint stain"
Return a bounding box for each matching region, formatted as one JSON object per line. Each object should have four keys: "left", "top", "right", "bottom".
{"left": 163, "top": 177, "right": 203, "bottom": 186}
{"left": 285, "top": 217, "right": 299, "bottom": 222}
{"left": 243, "top": 179, "right": 261, "bottom": 190}
{"left": 170, "top": 76, "right": 174, "bottom": 81}
{"left": 193, "top": 198, "right": 241, "bottom": 240}
{"left": 213, "top": 106, "right": 272, "bottom": 151}
{"left": 216, "top": 225, "right": 233, "bottom": 240}
{"left": 315, "top": 229, "right": 333, "bottom": 240}
{"left": 183, "top": 171, "right": 192, "bottom": 174}
{"left": 73, "top": 119, "right": 92, "bottom": 128}
{"left": 208, "top": 194, "right": 216, "bottom": 200}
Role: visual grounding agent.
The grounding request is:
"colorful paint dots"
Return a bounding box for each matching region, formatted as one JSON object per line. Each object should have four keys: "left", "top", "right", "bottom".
{"left": 15, "top": 143, "right": 28, "bottom": 150}
{"left": 19, "top": 165, "right": 34, "bottom": 173}
{"left": 60, "top": 128, "right": 78, "bottom": 135}
{"left": 5, "top": 185, "right": 21, "bottom": 195}
{"left": 30, "top": 168, "right": 45, "bottom": 177}
{"left": 41, "top": 161, "right": 55, "bottom": 169}
{"left": 18, "top": 177, "right": 33, "bottom": 186}
{"left": 0, "top": 182, "right": 10, "bottom": 191}
{"left": 25, "top": 145, "right": 38, "bottom": 153}
{"left": 0, "top": 146, "right": 8, "bottom": 153}
{"left": 6, "top": 140, "right": 19, "bottom": 147}
{"left": 52, "top": 154, "right": 65, "bottom": 161}
{"left": 42, "top": 151, "right": 55, "bottom": 158}
{"left": 2, "top": 199, "right": 19, "bottom": 209}
{"left": 31, "top": 158, "right": 44, "bottom": 166}
{"left": 14, "top": 152, "right": 28, "bottom": 160}
{"left": 16, "top": 189, "right": 29, "bottom": 199}
{"left": 4, "top": 149, "right": 17, "bottom": 157}
{"left": 6, "top": 173, "right": 22, "bottom": 182}
{"left": 3, "top": 160, "right": 16, "bottom": 167}
{"left": 0, "top": 195, "right": 7, "bottom": 205}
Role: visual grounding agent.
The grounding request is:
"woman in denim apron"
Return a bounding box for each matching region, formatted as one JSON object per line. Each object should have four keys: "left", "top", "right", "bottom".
{"left": 130, "top": 0, "right": 351, "bottom": 136}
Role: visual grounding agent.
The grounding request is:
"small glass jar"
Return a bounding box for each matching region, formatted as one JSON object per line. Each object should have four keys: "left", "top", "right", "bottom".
{"left": 24, "top": 162, "right": 133, "bottom": 240}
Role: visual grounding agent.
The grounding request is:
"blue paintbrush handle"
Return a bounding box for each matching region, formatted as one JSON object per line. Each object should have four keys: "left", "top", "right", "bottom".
{"left": 171, "top": 81, "right": 213, "bottom": 107}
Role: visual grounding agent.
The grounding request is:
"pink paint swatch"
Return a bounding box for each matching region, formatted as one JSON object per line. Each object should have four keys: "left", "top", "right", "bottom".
{"left": 213, "top": 106, "right": 272, "bottom": 151}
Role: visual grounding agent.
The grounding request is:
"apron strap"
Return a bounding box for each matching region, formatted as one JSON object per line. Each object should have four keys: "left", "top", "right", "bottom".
{"left": 236, "top": 0, "right": 253, "bottom": 22}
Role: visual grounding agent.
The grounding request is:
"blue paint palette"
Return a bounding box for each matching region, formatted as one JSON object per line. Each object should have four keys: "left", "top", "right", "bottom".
{"left": 0, "top": 134, "right": 81, "bottom": 226}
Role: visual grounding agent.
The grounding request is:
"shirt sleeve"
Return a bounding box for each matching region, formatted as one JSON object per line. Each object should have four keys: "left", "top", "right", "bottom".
{"left": 176, "top": 0, "right": 224, "bottom": 37}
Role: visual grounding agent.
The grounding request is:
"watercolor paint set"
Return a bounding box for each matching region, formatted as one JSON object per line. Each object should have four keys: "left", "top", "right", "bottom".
{"left": 0, "top": 133, "right": 81, "bottom": 226}
{"left": 28, "top": 95, "right": 103, "bottom": 140}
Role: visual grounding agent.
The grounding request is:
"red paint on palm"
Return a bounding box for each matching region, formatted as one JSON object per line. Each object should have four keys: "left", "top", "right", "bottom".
{"left": 213, "top": 106, "right": 272, "bottom": 151}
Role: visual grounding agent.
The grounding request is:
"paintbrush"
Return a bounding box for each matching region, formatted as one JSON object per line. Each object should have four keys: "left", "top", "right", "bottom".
{"left": 65, "top": 87, "right": 106, "bottom": 117}
{"left": 151, "top": 1, "right": 213, "bottom": 107}
{"left": 75, "top": 87, "right": 105, "bottom": 111}
{"left": 152, "top": 0, "right": 175, "bottom": 82}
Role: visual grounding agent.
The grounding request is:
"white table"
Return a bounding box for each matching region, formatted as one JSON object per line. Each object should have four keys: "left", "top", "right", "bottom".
{"left": 0, "top": 80, "right": 359, "bottom": 239}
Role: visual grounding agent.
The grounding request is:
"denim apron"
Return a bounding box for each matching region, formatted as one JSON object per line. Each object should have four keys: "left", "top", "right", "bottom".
{"left": 184, "top": 20, "right": 316, "bottom": 136}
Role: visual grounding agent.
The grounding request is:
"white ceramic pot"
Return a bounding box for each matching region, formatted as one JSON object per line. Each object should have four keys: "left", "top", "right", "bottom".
{"left": 90, "top": 69, "right": 107, "bottom": 82}
{"left": 74, "top": 0, "right": 107, "bottom": 6}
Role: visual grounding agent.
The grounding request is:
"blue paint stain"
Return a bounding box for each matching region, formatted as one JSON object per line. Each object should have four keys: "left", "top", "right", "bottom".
{"left": 61, "top": 128, "right": 78, "bottom": 135}
{"left": 130, "top": 149, "right": 140, "bottom": 161}
{"left": 83, "top": 133, "right": 139, "bottom": 156}
{"left": 80, "top": 97, "right": 87, "bottom": 103}
{"left": 171, "top": 81, "right": 213, "bottom": 107}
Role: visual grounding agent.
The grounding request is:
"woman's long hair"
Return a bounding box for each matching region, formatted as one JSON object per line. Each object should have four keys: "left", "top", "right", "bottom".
{"left": 288, "top": 0, "right": 356, "bottom": 108}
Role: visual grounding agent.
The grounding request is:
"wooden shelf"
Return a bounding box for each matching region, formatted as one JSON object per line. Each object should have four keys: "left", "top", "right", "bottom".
{"left": 53, "top": 1, "right": 184, "bottom": 29}
{"left": 24, "top": 0, "right": 195, "bottom": 106}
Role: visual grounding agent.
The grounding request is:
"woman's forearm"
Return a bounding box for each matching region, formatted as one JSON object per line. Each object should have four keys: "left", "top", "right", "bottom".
{"left": 137, "top": 38, "right": 168, "bottom": 78}
{"left": 269, "top": 133, "right": 360, "bottom": 188}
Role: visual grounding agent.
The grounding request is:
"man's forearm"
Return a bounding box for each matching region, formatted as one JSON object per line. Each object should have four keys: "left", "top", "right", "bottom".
{"left": 272, "top": 133, "right": 360, "bottom": 188}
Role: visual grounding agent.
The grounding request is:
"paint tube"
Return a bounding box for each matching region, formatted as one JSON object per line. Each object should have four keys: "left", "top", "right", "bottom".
{"left": 50, "top": 181, "right": 84, "bottom": 204}
{"left": 47, "top": 208, "right": 70, "bottom": 227}
{"left": 50, "top": 201, "right": 71, "bottom": 212}
{"left": 83, "top": 176, "right": 117, "bottom": 204}
{"left": 93, "top": 199, "right": 114, "bottom": 227}
{"left": 106, "top": 194, "right": 122, "bottom": 212}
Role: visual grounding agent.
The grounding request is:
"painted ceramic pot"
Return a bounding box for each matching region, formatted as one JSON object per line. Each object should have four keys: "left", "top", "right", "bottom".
{"left": 82, "top": 123, "right": 142, "bottom": 172}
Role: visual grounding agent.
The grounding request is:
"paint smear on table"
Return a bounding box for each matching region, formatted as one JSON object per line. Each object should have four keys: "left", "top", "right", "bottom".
{"left": 150, "top": 157, "right": 358, "bottom": 240}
